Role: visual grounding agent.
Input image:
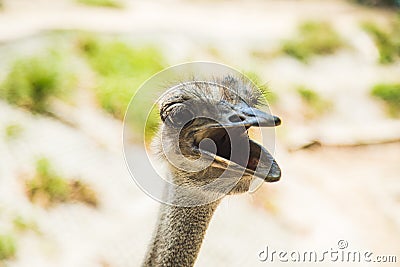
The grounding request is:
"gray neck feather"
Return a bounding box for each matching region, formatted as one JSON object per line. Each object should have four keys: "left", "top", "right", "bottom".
{"left": 142, "top": 199, "right": 220, "bottom": 267}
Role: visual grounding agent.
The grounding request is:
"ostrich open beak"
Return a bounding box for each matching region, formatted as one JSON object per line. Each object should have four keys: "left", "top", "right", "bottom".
{"left": 193, "top": 107, "right": 281, "bottom": 183}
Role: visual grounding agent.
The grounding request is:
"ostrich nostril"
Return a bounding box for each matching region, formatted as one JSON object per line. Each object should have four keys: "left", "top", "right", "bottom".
{"left": 274, "top": 116, "right": 281, "bottom": 126}
{"left": 228, "top": 115, "right": 246, "bottom": 123}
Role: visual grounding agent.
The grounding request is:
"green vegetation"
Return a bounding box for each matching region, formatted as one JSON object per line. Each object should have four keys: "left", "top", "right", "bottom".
{"left": 354, "top": 0, "right": 400, "bottom": 6}
{"left": 0, "top": 234, "right": 16, "bottom": 261}
{"left": 250, "top": 49, "right": 280, "bottom": 60}
{"left": 13, "top": 216, "right": 39, "bottom": 234}
{"left": 244, "top": 71, "right": 278, "bottom": 104}
{"left": 0, "top": 52, "right": 75, "bottom": 114}
{"left": 4, "top": 124, "right": 23, "bottom": 141}
{"left": 78, "top": 37, "right": 164, "bottom": 78}
{"left": 371, "top": 83, "right": 400, "bottom": 116}
{"left": 77, "top": 36, "right": 165, "bottom": 120}
{"left": 26, "top": 158, "right": 70, "bottom": 206}
{"left": 69, "top": 180, "right": 99, "bottom": 207}
{"left": 77, "top": 34, "right": 165, "bottom": 140}
{"left": 92, "top": 77, "right": 137, "bottom": 119}
{"left": 297, "top": 86, "right": 332, "bottom": 117}
{"left": 25, "top": 158, "right": 98, "bottom": 208}
{"left": 0, "top": 32, "right": 167, "bottom": 141}
{"left": 362, "top": 21, "right": 400, "bottom": 64}
{"left": 0, "top": 33, "right": 166, "bottom": 141}
{"left": 76, "top": 0, "right": 123, "bottom": 8}
{"left": 143, "top": 106, "right": 162, "bottom": 144}
{"left": 205, "top": 45, "right": 222, "bottom": 59}
{"left": 282, "top": 21, "right": 345, "bottom": 62}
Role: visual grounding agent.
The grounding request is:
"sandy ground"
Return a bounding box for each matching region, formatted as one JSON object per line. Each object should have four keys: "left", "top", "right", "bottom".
{"left": 1, "top": 0, "right": 400, "bottom": 266}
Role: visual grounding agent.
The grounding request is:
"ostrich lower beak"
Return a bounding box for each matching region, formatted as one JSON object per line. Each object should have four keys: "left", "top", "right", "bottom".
{"left": 194, "top": 108, "right": 281, "bottom": 182}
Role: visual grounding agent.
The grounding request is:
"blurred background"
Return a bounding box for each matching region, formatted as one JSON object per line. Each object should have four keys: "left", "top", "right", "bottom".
{"left": 0, "top": 0, "right": 399, "bottom": 266}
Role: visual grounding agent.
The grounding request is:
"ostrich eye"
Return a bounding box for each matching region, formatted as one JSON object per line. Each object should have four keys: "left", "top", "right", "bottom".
{"left": 166, "top": 105, "right": 194, "bottom": 128}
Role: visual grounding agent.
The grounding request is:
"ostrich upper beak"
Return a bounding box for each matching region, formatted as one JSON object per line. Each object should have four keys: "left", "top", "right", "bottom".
{"left": 194, "top": 107, "right": 281, "bottom": 183}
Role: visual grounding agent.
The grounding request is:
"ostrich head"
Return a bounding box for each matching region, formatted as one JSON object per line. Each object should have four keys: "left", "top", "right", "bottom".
{"left": 154, "top": 76, "right": 281, "bottom": 200}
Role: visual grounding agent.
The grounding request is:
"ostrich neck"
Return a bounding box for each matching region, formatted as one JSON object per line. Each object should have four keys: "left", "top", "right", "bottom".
{"left": 142, "top": 197, "right": 220, "bottom": 267}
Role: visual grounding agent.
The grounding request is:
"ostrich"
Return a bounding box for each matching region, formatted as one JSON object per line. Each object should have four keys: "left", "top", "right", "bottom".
{"left": 143, "top": 76, "right": 281, "bottom": 267}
